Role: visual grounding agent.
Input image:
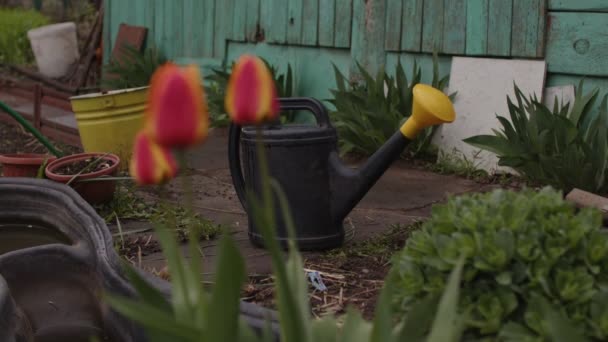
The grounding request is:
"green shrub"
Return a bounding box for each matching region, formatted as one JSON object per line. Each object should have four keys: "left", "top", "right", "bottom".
{"left": 389, "top": 187, "right": 608, "bottom": 341}
{"left": 205, "top": 58, "right": 295, "bottom": 127}
{"left": 101, "top": 45, "right": 168, "bottom": 90}
{"left": 464, "top": 82, "right": 608, "bottom": 194}
{"left": 0, "top": 7, "right": 50, "bottom": 65}
{"left": 328, "top": 53, "right": 453, "bottom": 158}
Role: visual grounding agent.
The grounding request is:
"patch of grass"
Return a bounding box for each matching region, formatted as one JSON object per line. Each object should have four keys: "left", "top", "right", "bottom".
{"left": 326, "top": 222, "right": 421, "bottom": 264}
{"left": 94, "top": 185, "right": 222, "bottom": 241}
{"left": 430, "top": 148, "right": 488, "bottom": 180}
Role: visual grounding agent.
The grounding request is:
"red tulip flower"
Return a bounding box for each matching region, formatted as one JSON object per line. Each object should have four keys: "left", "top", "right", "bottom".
{"left": 225, "top": 55, "right": 280, "bottom": 125}
{"left": 145, "top": 63, "right": 209, "bottom": 148}
{"left": 130, "top": 132, "right": 178, "bottom": 185}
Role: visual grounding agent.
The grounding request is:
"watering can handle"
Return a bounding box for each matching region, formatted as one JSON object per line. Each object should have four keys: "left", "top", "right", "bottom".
{"left": 228, "top": 97, "right": 331, "bottom": 209}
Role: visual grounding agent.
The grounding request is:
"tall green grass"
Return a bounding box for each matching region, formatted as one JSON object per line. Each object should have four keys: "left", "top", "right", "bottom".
{"left": 0, "top": 8, "right": 50, "bottom": 65}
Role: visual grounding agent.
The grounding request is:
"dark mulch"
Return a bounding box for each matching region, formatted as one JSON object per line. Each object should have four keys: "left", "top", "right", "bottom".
{"left": 53, "top": 157, "right": 115, "bottom": 175}
{"left": 241, "top": 224, "right": 417, "bottom": 320}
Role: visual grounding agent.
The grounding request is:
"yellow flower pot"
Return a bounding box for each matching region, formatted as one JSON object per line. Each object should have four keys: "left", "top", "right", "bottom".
{"left": 70, "top": 87, "right": 148, "bottom": 169}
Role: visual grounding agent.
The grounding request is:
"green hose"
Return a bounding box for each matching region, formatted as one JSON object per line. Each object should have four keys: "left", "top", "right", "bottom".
{"left": 0, "top": 100, "right": 63, "bottom": 157}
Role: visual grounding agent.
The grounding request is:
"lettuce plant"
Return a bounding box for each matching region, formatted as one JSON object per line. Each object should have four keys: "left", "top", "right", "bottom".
{"left": 389, "top": 187, "right": 608, "bottom": 341}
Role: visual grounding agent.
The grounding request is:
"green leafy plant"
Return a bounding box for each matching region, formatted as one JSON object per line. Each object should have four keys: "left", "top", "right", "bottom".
{"left": 205, "top": 58, "right": 295, "bottom": 127}
{"left": 464, "top": 81, "right": 608, "bottom": 194}
{"left": 328, "top": 53, "right": 453, "bottom": 158}
{"left": 101, "top": 45, "right": 168, "bottom": 90}
{"left": 389, "top": 187, "right": 608, "bottom": 341}
{"left": 0, "top": 7, "right": 50, "bottom": 65}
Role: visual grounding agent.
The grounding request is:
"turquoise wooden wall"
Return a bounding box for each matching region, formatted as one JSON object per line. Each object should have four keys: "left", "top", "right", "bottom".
{"left": 103, "top": 0, "right": 608, "bottom": 100}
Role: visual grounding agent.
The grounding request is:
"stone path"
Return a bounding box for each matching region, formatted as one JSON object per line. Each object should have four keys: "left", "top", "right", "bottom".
{"left": 109, "top": 127, "right": 496, "bottom": 277}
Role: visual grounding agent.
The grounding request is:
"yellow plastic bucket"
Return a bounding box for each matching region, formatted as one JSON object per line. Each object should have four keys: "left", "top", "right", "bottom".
{"left": 70, "top": 87, "right": 148, "bottom": 169}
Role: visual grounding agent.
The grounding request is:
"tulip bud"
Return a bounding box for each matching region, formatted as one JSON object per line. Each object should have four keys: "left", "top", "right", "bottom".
{"left": 130, "top": 132, "right": 178, "bottom": 185}
{"left": 145, "top": 63, "right": 209, "bottom": 148}
{"left": 225, "top": 55, "right": 280, "bottom": 125}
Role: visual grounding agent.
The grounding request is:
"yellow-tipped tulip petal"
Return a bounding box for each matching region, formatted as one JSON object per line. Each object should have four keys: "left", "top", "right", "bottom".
{"left": 145, "top": 63, "right": 209, "bottom": 148}
{"left": 225, "top": 54, "right": 279, "bottom": 125}
{"left": 130, "top": 132, "right": 178, "bottom": 185}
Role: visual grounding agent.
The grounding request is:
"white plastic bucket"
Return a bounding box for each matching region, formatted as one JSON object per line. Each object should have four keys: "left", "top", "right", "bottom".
{"left": 27, "top": 22, "right": 80, "bottom": 78}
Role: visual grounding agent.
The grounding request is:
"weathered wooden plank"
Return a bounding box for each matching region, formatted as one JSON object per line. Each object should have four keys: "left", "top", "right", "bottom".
{"left": 232, "top": 0, "right": 248, "bottom": 41}
{"left": 102, "top": 0, "right": 112, "bottom": 64}
{"left": 537, "top": 0, "right": 546, "bottom": 57}
{"left": 466, "top": 0, "right": 488, "bottom": 55}
{"left": 421, "top": 0, "right": 444, "bottom": 52}
{"left": 384, "top": 0, "right": 402, "bottom": 51}
{"left": 318, "top": 0, "right": 335, "bottom": 46}
{"left": 200, "top": 0, "right": 215, "bottom": 57}
{"left": 182, "top": 0, "right": 205, "bottom": 57}
{"left": 487, "top": 0, "right": 513, "bottom": 56}
{"left": 350, "top": 0, "right": 386, "bottom": 78}
{"left": 511, "top": 0, "right": 541, "bottom": 57}
{"left": 245, "top": 0, "right": 260, "bottom": 42}
{"left": 548, "top": 0, "right": 608, "bottom": 12}
{"left": 545, "top": 12, "right": 608, "bottom": 76}
{"left": 153, "top": 0, "right": 166, "bottom": 55}
{"left": 334, "top": 0, "right": 352, "bottom": 48}
{"left": 400, "top": 0, "right": 423, "bottom": 52}
{"left": 166, "top": 0, "right": 183, "bottom": 59}
{"left": 265, "top": 0, "right": 287, "bottom": 43}
{"left": 287, "top": 0, "right": 303, "bottom": 44}
{"left": 301, "top": 0, "right": 318, "bottom": 45}
{"left": 214, "top": 0, "right": 234, "bottom": 57}
{"left": 443, "top": 0, "right": 466, "bottom": 54}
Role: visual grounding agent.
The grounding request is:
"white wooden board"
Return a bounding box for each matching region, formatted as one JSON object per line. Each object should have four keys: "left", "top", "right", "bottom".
{"left": 433, "top": 57, "right": 547, "bottom": 173}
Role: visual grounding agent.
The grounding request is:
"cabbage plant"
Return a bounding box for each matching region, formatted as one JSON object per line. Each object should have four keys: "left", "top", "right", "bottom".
{"left": 389, "top": 187, "right": 608, "bottom": 341}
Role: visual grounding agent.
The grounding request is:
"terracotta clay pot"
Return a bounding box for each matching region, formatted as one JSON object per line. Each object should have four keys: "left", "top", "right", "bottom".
{"left": 0, "top": 154, "right": 57, "bottom": 177}
{"left": 45, "top": 152, "right": 120, "bottom": 204}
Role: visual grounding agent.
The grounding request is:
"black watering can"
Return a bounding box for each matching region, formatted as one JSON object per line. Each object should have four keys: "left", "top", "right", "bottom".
{"left": 228, "top": 84, "right": 455, "bottom": 250}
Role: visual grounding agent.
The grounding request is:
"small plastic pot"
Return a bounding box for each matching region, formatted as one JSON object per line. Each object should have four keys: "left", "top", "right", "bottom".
{"left": 45, "top": 152, "right": 120, "bottom": 204}
{"left": 0, "top": 154, "right": 57, "bottom": 177}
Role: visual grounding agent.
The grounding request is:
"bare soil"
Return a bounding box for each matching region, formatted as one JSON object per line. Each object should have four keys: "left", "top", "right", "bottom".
{"left": 53, "top": 157, "right": 115, "bottom": 175}
{"left": 241, "top": 224, "right": 416, "bottom": 320}
{"left": 0, "top": 121, "right": 82, "bottom": 173}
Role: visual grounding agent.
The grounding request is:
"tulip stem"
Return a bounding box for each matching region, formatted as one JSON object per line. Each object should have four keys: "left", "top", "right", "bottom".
{"left": 176, "top": 151, "right": 204, "bottom": 295}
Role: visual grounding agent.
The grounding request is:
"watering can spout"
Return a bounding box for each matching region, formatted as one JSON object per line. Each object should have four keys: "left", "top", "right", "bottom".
{"left": 330, "top": 84, "right": 456, "bottom": 223}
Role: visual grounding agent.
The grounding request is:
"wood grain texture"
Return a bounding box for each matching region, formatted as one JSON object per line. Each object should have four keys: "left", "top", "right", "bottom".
{"left": 318, "top": 0, "right": 335, "bottom": 46}
{"left": 487, "top": 0, "right": 513, "bottom": 56}
{"left": 545, "top": 12, "right": 608, "bottom": 76}
{"left": 214, "top": 0, "right": 234, "bottom": 57}
{"left": 350, "top": 0, "right": 386, "bottom": 77}
{"left": 548, "top": 0, "right": 608, "bottom": 11}
{"left": 301, "top": 0, "right": 318, "bottom": 45}
{"left": 245, "top": 0, "right": 260, "bottom": 42}
{"left": 421, "top": 0, "right": 444, "bottom": 52}
{"left": 334, "top": 0, "right": 352, "bottom": 47}
{"left": 443, "top": 0, "right": 466, "bottom": 54}
{"left": 287, "top": 0, "right": 303, "bottom": 44}
{"left": 232, "top": 0, "right": 248, "bottom": 41}
{"left": 103, "top": 0, "right": 112, "bottom": 64}
{"left": 511, "top": 0, "right": 541, "bottom": 57}
{"left": 201, "top": 0, "right": 216, "bottom": 57}
{"left": 266, "top": 0, "right": 287, "bottom": 43}
{"left": 536, "top": 0, "right": 546, "bottom": 57}
{"left": 466, "top": 0, "right": 488, "bottom": 55}
{"left": 400, "top": 0, "right": 423, "bottom": 52}
{"left": 385, "top": 0, "right": 402, "bottom": 51}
